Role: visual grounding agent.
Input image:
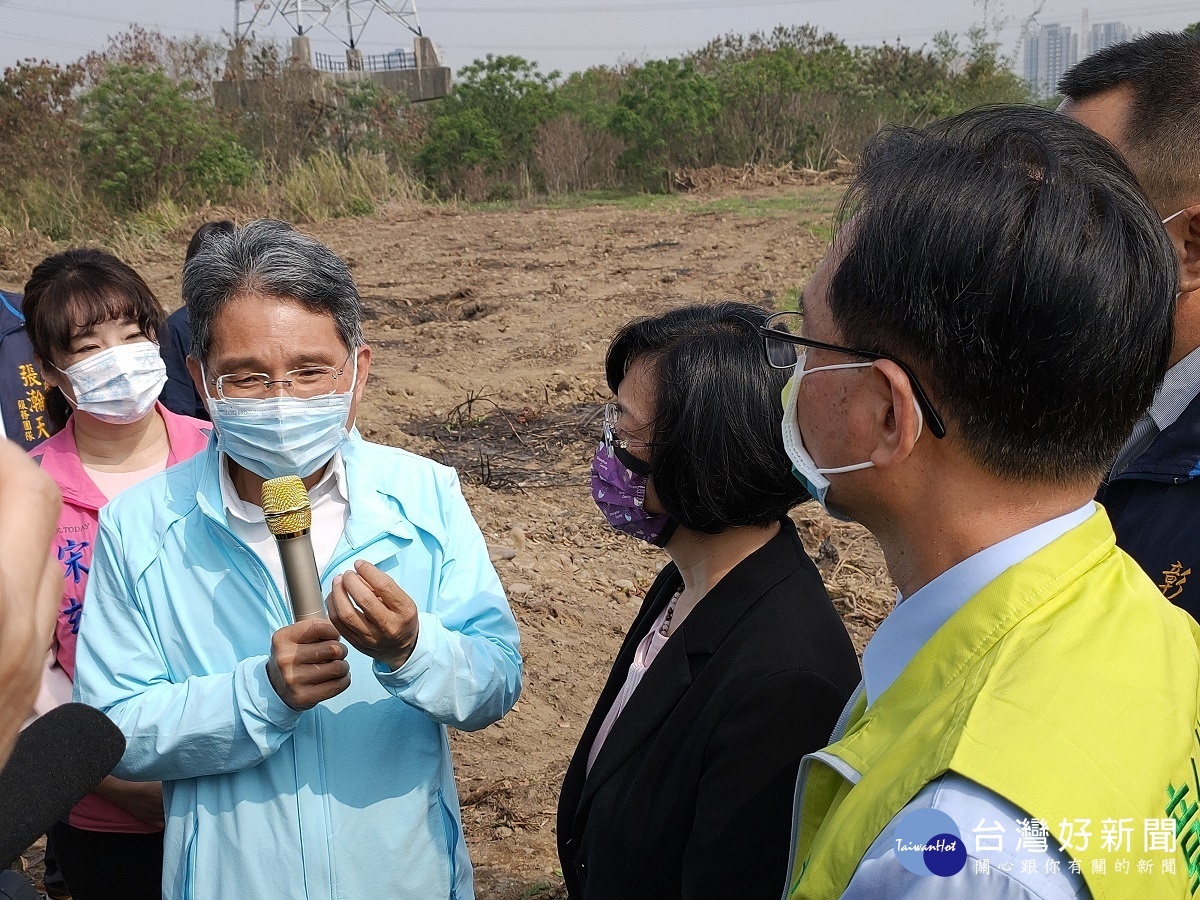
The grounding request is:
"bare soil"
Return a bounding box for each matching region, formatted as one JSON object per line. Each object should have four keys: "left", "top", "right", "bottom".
{"left": 5, "top": 186, "right": 893, "bottom": 899}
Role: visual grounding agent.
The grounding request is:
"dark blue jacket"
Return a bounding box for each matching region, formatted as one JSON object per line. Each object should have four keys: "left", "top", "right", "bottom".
{"left": 159, "top": 305, "right": 209, "bottom": 421}
{"left": 1098, "top": 393, "right": 1200, "bottom": 620}
{"left": 0, "top": 290, "right": 54, "bottom": 449}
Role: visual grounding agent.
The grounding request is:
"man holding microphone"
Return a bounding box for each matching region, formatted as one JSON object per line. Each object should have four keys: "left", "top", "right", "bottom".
{"left": 73, "top": 219, "right": 522, "bottom": 900}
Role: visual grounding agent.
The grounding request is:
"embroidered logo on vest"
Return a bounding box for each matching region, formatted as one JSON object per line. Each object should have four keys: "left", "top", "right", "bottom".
{"left": 1160, "top": 562, "right": 1192, "bottom": 602}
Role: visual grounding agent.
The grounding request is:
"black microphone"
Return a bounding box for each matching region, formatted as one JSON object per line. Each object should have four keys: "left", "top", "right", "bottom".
{"left": 0, "top": 704, "right": 126, "bottom": 868}
{"left": 261, "top": 475, "right": 325, "bottom": 620}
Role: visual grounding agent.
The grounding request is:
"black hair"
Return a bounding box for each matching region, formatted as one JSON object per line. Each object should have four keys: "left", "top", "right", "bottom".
{"left": 829, "top": 104, "right": 1176, "bottom": 483}
{"left": 185, "top": 220, "right": 236, "bottom": 264}
{"left": 23, "top": 248, "right": 166, "bottom": 430}
{"left": 605, "top": 302, "right": 807, "bottom": 534}
{"left": 1058, "top": 31, "right": 1200, "bottom": 208}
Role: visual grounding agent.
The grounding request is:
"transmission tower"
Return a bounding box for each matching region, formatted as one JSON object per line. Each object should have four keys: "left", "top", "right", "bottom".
{"left": 234, "top": 0, "right": 422, "bottom": 44}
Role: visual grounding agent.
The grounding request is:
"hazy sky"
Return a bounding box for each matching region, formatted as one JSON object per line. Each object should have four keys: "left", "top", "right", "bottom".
{"left": 0, "top": 0, "right": 1196, "bottom": 78}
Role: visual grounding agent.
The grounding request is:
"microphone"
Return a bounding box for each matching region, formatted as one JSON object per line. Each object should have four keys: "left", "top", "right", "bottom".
{"left": 262, "top": 475, "right": 326, "bottom": 621}
{"left": 0, "top": 704, "right": 126, "bottom": 868}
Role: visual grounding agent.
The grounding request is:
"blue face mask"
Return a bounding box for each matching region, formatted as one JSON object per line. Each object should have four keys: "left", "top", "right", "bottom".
{"left": 205, "top": 361, "right": 356, "bottom": 481}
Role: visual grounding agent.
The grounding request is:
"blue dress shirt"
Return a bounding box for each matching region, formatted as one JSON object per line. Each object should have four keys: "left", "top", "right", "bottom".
{"left": 842, "top": 503, "right": 1095, "bottom": 899}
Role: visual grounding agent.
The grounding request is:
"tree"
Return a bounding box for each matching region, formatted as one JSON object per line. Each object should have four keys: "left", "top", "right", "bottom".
{"left": 415, "top": 107, "right": 504, "bottom": 197}
{"left": 1185, "top": 22, "right": 1199, "bottom": 36}
{"left": 82, "top": 27, "right": 226, "bottom": 98}
{"left": 80, "top": 64, "right": 253, "bottom": 211}
{"left": 325, "top": 79, "right": 418, "bottom": 163}
{"left": 453, "top": 55, "right": 560, "bottom": 168}
{"left": 610, "top": 58, "right": 720, "bottom": 190}
{"left": 0, "top": 60, "right": 84, "bottom": 194}
{"left": 535, "top": 66, "right": 627, "bottom": 194}
{"left": 417, "top": 55, "right": 559, "bottom": 195}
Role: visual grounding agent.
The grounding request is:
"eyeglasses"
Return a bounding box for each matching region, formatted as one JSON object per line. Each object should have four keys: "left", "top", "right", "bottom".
{"left": 602, "top": 402, "right": 629, "bottom": 454}
{"left": 602, "top": 401, "right": 656, "bottom": 476}
{"left": 212, "top": 354, "right": 353, "bottom": 400}
{"left": 759, "top": 311, "right": 947, "bottom": 439}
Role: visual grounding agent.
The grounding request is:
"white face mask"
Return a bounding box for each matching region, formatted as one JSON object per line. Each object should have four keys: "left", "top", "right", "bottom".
{"left": 57, "top": 342, "right": 166, "bottom": 425}
{"left": 1162, "top": 209, "right": 1188, "bottom": 299}
{"left": 781, "top": 352, "right": 923, "bottom": 516}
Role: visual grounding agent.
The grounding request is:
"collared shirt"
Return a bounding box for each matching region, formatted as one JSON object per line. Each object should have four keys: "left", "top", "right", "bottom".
{"left": 220, "top": 453, "right": 351, "bottom": 594}
{"left": 1111, "top": 345, "right": 1200, "bottom": 475}
{"left": 1146, "top": 345, "right": 1200, "bottom": 433}
{"left": 844, "top": 502, "right": 1097, "bottom": 900}
{"left": 862, "top": 501, "right": 1096, "bottom": 706}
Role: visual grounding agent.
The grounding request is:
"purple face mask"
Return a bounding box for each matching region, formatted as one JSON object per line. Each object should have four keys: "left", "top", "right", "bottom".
{"left": 590, "top": 442, "right": 677, "bottom": 547}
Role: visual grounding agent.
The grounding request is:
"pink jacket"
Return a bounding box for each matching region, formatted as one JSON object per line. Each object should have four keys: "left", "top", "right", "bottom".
{"left": 29, "top": 403, "right": 210, "bottom": 833}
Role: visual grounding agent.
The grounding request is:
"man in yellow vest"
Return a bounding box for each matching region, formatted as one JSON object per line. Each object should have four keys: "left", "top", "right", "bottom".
{"left": 763, "top": 104, "right": 1200, "bottom": 899}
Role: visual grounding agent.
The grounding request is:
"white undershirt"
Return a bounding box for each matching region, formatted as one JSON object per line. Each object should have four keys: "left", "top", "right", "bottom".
{"left": 219, "top": 453, "right": 351, "bottom": 597}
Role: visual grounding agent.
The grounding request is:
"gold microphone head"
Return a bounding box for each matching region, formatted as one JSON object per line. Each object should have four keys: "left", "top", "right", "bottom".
{"left": 261, "top": 475, "right": 313, "bottom": 536}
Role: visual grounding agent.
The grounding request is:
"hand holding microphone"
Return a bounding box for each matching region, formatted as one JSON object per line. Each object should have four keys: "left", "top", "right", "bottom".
{"left": 262, "top": 475, "right": 325, "bottom": 621}
{"left": 266, "top": 620, "right": 350, "bottom": 711}
{"left": 261, "top": 476, "right": 350, "bottom": 711}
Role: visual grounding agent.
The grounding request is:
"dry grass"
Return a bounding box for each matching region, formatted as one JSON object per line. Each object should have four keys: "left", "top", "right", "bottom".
{"left": 673, "top": 159, "right": 855, "bottom": 193}
{"left": 269, "top": 150, "right": 432, "bottom": 223}
{"left": 0, "top": 152, "right": 432, "bottom": 277}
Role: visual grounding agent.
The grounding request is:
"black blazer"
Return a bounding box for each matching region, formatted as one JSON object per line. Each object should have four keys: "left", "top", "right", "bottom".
{"left": 557, "top": 517, "right": 860, "bottom": 900}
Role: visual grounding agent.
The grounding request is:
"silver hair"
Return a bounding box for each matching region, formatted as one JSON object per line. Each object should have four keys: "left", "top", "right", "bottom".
{"left": 182, "top": 218, "right": 364, "bottom": 361}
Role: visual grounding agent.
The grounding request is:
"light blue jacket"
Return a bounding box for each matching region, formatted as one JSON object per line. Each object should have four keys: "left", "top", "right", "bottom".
{"left": 73, "top": 433, "right": 522, "bottom": 900}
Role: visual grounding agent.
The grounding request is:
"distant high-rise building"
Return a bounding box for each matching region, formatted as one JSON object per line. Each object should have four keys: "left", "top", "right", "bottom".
{"left": 1088, "top": 21, "right": 1136, "bottom": 55}
{"left": 1024, "top": 23, "right": 1080, "bottom": 98}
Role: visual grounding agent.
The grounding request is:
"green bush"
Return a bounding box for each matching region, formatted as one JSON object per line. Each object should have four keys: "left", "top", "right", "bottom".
{"left": 610, "top": 59, "right": 720, "bottom": 191}
{"left": 417, "top": 55, "right": 559, "bottom": 197}
{"left": 80, "top": 64, "right": 254, "bottom": 211}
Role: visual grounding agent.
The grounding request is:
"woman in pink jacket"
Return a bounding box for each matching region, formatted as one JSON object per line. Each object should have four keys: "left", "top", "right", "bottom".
{"left": 25, "top": 248, "right": 210, "bottom": 900}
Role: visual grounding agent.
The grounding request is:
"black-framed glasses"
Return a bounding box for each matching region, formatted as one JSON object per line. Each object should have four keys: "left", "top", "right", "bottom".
{"left": 759, "top": 311, "right": 947, "bottom": 439}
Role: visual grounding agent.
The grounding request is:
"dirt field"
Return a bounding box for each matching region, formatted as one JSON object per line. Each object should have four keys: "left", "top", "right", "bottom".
{"left": 3, "top": 184, "right": 894, "bottom": 899}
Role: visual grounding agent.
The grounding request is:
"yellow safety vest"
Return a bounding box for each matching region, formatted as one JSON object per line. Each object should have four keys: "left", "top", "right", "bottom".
{"left": 789, "top": 508, "right": 1200, "bottom": 899}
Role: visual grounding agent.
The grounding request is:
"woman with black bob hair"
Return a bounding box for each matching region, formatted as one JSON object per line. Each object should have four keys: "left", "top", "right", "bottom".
{"left": 557, "top": 302, "right": 860, "bottom": 900}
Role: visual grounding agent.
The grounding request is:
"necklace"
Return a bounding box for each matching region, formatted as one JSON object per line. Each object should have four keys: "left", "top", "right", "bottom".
{"left": 659, "top": 587, "right": 684, "bottom": 637}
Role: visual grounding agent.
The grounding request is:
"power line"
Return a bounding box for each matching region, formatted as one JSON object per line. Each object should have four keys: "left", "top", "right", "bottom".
{"left": 0, "top": 29, "right": 100, "bottom": 52}
{"left": 1, "top": 3, "right": 228, "bottom": 36}
{"left": 426, "top": 42, "right": 703, "bottom": 52}
{"left": 426, "top": 0, "right": 842, "bottom": 11}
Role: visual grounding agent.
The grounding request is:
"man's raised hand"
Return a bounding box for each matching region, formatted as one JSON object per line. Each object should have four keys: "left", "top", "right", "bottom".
{"left": 327, "top": 560, "right": 420, "bottom": 672}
